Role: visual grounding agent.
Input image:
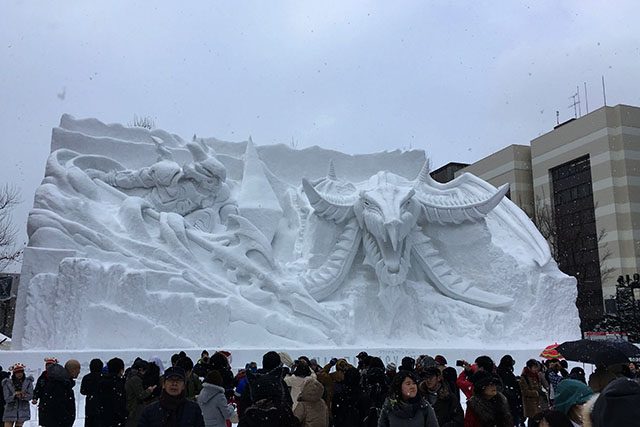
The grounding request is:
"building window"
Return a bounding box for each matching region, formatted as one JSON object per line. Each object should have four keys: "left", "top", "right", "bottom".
{"left": 550, "top": 155, "right": 603, "bottom": 329}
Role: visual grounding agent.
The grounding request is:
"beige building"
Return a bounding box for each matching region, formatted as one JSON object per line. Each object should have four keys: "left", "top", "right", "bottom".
{"left": 441, "top": 104, "right": 640, "bottom": 327}
{"left": 455, "top": 144, "right": 535, "bottom": 218}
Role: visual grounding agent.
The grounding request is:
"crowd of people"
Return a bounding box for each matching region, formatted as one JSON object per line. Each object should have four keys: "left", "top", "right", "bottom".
{"left": 1, "top": 350, "right": 640, "bottom": 427}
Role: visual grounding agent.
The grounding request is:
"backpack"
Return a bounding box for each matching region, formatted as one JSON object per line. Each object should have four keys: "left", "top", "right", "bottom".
{"left": 246, "top": 368, "right": 288, "bottom": 406}
{"left": 241, "top": 399, "right": 299, "bottom": 427}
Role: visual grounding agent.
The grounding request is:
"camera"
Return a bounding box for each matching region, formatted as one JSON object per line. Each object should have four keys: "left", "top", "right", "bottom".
{"left": 455, "top": 360, "right": 466, "bottom": 367}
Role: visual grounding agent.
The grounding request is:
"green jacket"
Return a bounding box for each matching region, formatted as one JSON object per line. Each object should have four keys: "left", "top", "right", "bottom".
{"left": 186, "top": 372, "right": 203, "bottom": 401}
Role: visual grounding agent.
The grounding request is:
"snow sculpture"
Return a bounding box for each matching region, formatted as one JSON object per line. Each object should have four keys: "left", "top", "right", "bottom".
{"left": 13, "top": 115, "right": 581, "bottom": 350}
{"left": 301, "top": 166, "right": 512, "bottom": 308}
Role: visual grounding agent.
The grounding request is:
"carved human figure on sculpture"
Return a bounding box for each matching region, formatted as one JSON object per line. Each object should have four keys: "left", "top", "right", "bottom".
{"left": 90, "top": 142, "right": 237, "bottom": 227}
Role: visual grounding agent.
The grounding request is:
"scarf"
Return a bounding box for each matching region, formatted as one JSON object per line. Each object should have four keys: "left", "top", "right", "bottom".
{"left": 159, "top": 390, "right": 186, "bottom": 427}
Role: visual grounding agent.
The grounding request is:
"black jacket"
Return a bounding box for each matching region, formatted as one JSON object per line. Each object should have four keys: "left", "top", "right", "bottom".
{"left": 423, "top": 383, "right": 463, "bottom": 427}
{"left": 39, "top": 364, "right": 76, "bottom": 427}
{"left": 332, "top": 384, "right": 369, "bottom": 427}
{"left": 238, "top": 398, "right": 300, "bottom": 427}
{"left": 138, "top": 392, "right": 204, "bottom": 427}
{"left": 94, "top": 373, "right": 127, "bottom": 427}
{"left": 80, "top": 371, "right": 103, "bottom": 424}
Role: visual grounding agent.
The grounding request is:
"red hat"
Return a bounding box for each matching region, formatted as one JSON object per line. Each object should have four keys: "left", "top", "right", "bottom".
{"left": 10, "top": 363, "right": 25, "bottom": 373}
{"left": 434, "top": 355, "right": 447, "bottom": 366}
{"left": 44, "top": 357, "right": 58, "bottom": 365}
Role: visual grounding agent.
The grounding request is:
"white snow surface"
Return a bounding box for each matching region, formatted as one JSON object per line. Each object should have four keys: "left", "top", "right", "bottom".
{"left": 13, "top": 115, "right": 580, "bottom": 350}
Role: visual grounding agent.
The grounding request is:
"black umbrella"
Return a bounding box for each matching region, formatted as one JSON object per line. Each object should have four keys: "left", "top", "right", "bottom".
{"left": 556, "top": 339, "right": 640, "bottom": 366}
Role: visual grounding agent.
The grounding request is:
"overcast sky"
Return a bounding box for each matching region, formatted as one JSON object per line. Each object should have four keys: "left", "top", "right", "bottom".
{"left": 2, "top": 0, "right": 640, "bottom": 266}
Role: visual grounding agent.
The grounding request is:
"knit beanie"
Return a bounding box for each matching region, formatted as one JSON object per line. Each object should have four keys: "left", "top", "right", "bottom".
{"left": 553, "top": 379, "right": 594, "bottom": 415}
{"left": 262, "top": 351, "right": 281, "bottom": 371}
{"left": 591, "top": 378, "right": 640, "bottom": 427}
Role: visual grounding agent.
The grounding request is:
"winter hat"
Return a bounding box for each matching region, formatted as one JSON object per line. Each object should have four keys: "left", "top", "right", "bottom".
{"left": 386, "top": 362, "right": 397, "bottom": 372}
{"left": 356, "top": 351, "right": 368, "bottom": 359}
{"left": 262, "top": 351, "right": 282, "bottom": 371}
{"left": 204, "top": 370, "right": 223, "bottom": 386}
{"left": 10, "top": 363, "right": 25, "bottom": 373}
{"left": 400, "top": 356, "right": 415, "bottom": 371}
{"left": 553, "top": 379, "right": 594, "bottom": 415}
{"left": 44, "top": 357, "right": 58, "bottom": 366}
{"left": 335, "top": 358, "right": 350, "bottom": 371}
{"left": 471, "top": 370, "right": 500, "bottom": 394}
{"left": 419, "top": 356, "right": 437, "bottom": 370}
{"left": 176, "top": 356, "right": 194, "bottom": 372}
{"left": 164, "top": 366, "right": 186, "bottom": 381}
{"left": 498, "top": 355, "right": 515, "bottom": 368}
{"left": 434, "top": 355, "right": 447, "bottom": 366}
{"left": 132, "top": 358, "right": 149, "bottom": 371}
{"left": 590, "top": 378, "right": 640, "bottom": 427}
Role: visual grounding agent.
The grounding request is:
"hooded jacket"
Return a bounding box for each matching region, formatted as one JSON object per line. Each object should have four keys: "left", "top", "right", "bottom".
{"left": 2, "top": 374, "right": 34, "bottom": 422}
{"left": 39, "top": 363, "right": 76, "bottom": 427}
{"left": 293, "top": 378, "right": 328, "bottom": 427}
{"left": 196, "top": 383, "right": 234, "bottom": 427}
{"left": 588, "top": 377, "right": 640, "bottom": 427}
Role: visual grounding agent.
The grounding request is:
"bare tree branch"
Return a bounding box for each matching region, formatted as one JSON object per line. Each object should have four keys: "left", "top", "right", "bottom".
{"left": 0, "top": 185, "right": 22, "bottom": 271}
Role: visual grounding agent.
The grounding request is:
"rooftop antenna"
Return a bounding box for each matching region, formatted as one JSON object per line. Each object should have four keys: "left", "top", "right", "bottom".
{"left": 569, "top": 90, "right": 580, "bottom": 119}
{"left": 602, "top": 75, "right": 608, "bottom": 107}
{"left": 584, "top": 82, "right": 589, "bottom": 113}
{"left": 577, "top": 85, "right": 582, "bottom": 117}
{"left": 556, "top": 111, "right": 560, "bottom": 125}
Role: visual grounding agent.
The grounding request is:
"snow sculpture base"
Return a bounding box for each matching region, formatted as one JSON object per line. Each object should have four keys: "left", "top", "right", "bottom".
{"left": 13, "top": 115, "right": 580, "bottom": 350}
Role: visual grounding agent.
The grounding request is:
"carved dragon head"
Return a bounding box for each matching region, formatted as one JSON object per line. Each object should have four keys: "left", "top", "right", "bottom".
{"left": 302, "top": 161, "right": 509, "bottom": 289}
{"left": 354, "top": 173, "right": 421, "bottom": 285}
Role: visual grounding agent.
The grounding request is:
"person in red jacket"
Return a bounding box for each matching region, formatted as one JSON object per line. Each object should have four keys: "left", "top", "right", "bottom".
{"left": 457, "top": 356, "right": 496, "bottom": 399}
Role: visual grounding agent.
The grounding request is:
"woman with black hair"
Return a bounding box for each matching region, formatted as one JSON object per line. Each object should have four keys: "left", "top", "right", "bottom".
{"left": 1, "top": 363, "right": 34, "bottom": 427}
{"left": 496, "top": 355, "right": 524, "bottom": 427}
{"left": 377, "top": 370, "right": 438, "bottom": 427}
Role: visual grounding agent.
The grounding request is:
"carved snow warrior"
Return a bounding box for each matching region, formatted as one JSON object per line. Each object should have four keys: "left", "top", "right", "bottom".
{"left": 301, "top": 161, "right": 513, "bottom": 309}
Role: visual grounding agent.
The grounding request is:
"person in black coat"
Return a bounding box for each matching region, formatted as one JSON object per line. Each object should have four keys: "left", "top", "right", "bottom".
{"left": 139, "top": 367, "right": 204, "bottom": 427}
{"left": 210, "top": 351, "right": 236, "bottom": 400}
{"left": 496, "top": 355, "right": 524, "bottom": 427}
{"left": 94, "top": 358, "right": 127, "bottom": 427}
{"left": 80, "top": 358, "right": 104, "bottom": 427}
{"left": 419, "top": 367, "right": 463, "bottom": 427}
{"left": 0, "top": 365, "right": 9, "bottom": 420}
{"left": 39, "top": 360, "right": 81, "bottom": 427}
{"left": 332, "top": 367, "right": 369, "bottom": 427}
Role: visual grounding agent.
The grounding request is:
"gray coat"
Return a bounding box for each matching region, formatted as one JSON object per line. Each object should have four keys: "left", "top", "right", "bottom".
{"left": 2, "top": 375, "right": 34, "bottom": 422}
{"left": 378, "top": 397, "right": 439, "bottom": 427}
{"left": 196, "top": 383, "right": 234, "bottom": 427}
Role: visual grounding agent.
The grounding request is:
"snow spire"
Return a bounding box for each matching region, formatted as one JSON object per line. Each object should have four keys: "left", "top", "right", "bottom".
{"left": 327, "top": 159, "right": 337, "bottom": 180}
